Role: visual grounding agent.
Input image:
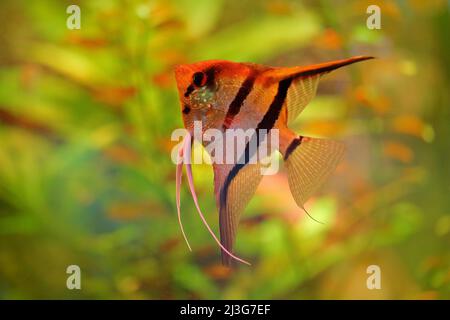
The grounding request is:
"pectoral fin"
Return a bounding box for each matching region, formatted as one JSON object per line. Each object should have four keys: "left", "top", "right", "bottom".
{"left": 177, "top": 132, "right": 251, "bottom": 265}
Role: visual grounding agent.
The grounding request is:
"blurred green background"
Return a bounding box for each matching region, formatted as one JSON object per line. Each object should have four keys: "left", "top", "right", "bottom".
{"left": 0, "top": 0, "right": 449, "bottom": 299}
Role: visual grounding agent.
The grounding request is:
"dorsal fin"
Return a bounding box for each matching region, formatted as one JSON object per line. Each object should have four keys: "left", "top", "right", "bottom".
{"left": 264, "top": 56, "right": 374, "bottom": 123}
{"left": 265, "top": 56, "right": 374, "bottom": 80}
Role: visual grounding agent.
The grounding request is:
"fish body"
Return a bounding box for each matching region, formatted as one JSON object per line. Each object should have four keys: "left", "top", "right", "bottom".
{"left": 174, "top": 56, "right": 373, "bottom": 266}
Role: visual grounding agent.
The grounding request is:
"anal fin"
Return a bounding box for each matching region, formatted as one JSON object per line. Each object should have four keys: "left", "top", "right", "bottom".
{"left": 214, "top": 163, "right": 262, "bottom": 266}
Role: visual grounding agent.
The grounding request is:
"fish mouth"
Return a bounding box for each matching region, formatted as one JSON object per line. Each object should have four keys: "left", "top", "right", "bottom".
{"left": 175, "top": 131, "right": 251, "bottom": 266}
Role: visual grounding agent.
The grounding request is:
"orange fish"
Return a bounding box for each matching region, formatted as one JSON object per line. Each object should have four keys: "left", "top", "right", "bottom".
{"left": 174, "top": 56, "right": 373, "bottom": 266}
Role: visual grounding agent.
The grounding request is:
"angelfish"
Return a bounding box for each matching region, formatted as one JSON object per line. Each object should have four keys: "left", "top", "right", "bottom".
{"left": 174, "top": 56, "right": 373, "bottom": 266}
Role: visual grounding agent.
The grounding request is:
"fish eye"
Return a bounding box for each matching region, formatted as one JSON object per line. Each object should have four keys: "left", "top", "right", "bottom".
{"left": 192, "top": 72, "right": 207, "bottom": 87}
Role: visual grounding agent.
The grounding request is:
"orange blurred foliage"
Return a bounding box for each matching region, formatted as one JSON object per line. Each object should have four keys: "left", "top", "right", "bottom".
{"left": 302, "top": 120, "right": 346, "bottom": 136}
{"left": 93, "top": 86, "right": 137, "bottom": 108}
{"left": 392, "top": 115, "right": 425, "bottom": 138}
{"left": 203, "top": 264, "right": 232, "bottom": 280}
{"left": 354, "top": 86, "right": 391, "bottom": 115}
{"left": 383, "top": 140, "right": 414, "bottom": 163}
{"left": 315, "top": 29, "right": 343, "bottom": 50}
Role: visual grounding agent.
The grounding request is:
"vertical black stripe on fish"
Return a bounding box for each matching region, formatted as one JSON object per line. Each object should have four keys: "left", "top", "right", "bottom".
{"left": 256, "top": 77, "right": 293, "bottom": 131}
{"left": 203, "top": 66, "right": 217, "bottom": 87}
{"left": 222, "top": 72, "right": 256, "bottom": 130}
{"left": 284, "top": 136, "right": 304, "bottom": 161}
{"left": 220, "top": 77, "right": 293, "bottom": 208}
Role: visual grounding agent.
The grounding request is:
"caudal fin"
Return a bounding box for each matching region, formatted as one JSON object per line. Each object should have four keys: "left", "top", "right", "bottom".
{"left": 284, "top": 136, "right": 345, "bottom": 210}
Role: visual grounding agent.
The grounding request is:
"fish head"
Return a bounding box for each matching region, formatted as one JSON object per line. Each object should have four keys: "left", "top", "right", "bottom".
{"left": 174, "top": 60, "right": 254, "bottom": 134}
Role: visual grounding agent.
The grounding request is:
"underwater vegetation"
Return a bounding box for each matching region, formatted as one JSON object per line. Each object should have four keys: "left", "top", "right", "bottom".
{"left": 0, "top": 0, "right": 448, "bottom": 299}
